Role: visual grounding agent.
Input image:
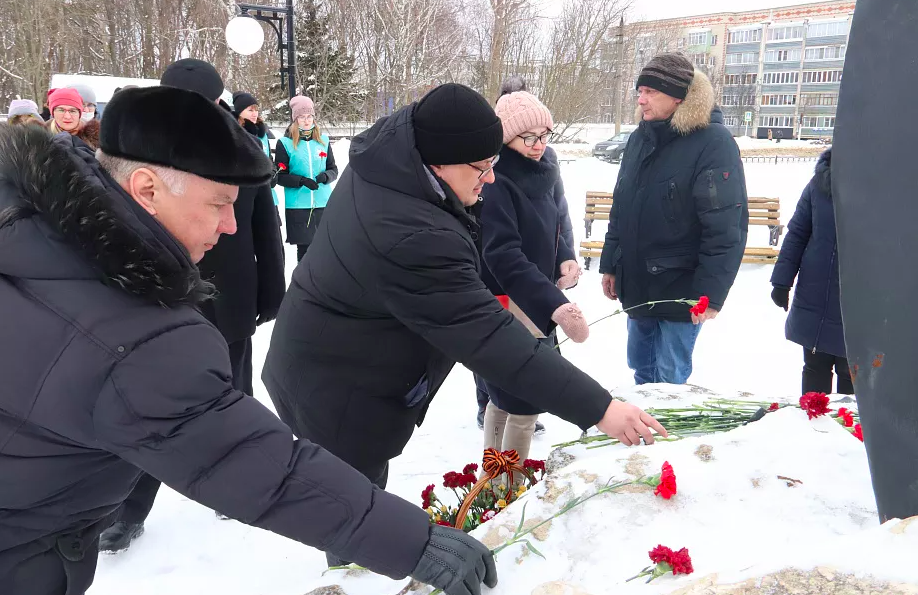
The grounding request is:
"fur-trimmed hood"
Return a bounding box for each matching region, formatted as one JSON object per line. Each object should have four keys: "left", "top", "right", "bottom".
{"left": 0, "top": 125, "right": 211, "bottom": 307}
{"left": 635, "top": 68, "right": 716, "bottom": 136}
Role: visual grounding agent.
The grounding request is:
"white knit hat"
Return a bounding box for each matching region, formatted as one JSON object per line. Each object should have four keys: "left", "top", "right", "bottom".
{"left": 494, "top": 91, "right": 554, "bottom": 144}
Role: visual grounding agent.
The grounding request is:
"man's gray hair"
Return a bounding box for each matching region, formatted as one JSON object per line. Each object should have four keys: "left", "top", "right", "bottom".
{"left": 96, "top": 150, "right": 189, "bottom": 196}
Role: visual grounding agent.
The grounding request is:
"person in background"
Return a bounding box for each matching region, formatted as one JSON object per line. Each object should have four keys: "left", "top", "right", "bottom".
{"left": 770, "top": 149, "right": 851, "bottom": 394}
{"left": 473, "top": 75, "right": 574, "bottom": 432}
{"left": 599, "top": 53, "right": 748, "bottom": 386}
{"left": 6, "top": 99, "right": 44, "bottom": 126}
{"left": 67, "top": 84, "right": 99, "bottom": 122}
{"left": 47, "top": 88, "right": 99, "bottom": 149}
{"left": 477, "top": 90, "right": 586, "bottom": 473}
{"left": 275, "top": 95, "right": 338, "bottom": 261}
{"left": 233, "top": 91, "right": 279, "bottom": 207}
{"left": 98, "top": 59, "right": 286, "bottom": 553}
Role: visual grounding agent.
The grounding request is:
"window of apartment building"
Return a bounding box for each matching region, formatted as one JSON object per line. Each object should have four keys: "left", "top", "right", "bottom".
{"left": 807, "top": 21, "right": 849, "bottom": 38}
{"left": 805, "top": 45, "right": 847, "bottom": 61}
{"left": 688, "top": 32, "right": 708, "bottom": 46}
{"left": 689, "top": 53, "right": 708, "bottom": 68}
{"left": 722, "top": 95, "right": 740, "bottom": 106}
{"left": 725, "top": 73, "right": 758, "bottom": 86}
{"left": 801, "top": 116, "right": 836, "bottom": 128}
{"left": 726, "top": 51, "right": 758, "bottom": 65}
{"left": 723, "top": 116, "right": 740, "bottom": 127}
{"left": 801, "top": 93, "right": 839, "bottom": 107}
{"left": 767, "top": 25, "right": 804, "bottom": 42}
{"left": 761, "top": 71, "right": 799, "bottom": 85}
{"left": 744, "top": 95, "right": 756, "bottom": 106}
{"left": 765, "top": 49, "right": 802, "bottom": 62}
{"left": 728, "top": 28, "right": 762, "bottom": 44}
{"left": 761, "top": 94, "right": 797, "bottom": 106}
{"left": 760, "top": 115, "right": 794, "bottom": 127}
{"left": 711, "top": 35, "right": 718, "bottom": 46}
{"left": 802, "top": 69, "right": 843, "bottom": 83}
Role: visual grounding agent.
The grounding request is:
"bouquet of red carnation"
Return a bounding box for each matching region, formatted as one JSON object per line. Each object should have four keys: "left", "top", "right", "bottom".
{"left": 419, "top": 453, "right": 545, "bottom": 532}
{"left": 637, "top": 461, "right": 678, "bottom": 499}
{"left": 628, "top": 544, "right": 694, "bottom": 583}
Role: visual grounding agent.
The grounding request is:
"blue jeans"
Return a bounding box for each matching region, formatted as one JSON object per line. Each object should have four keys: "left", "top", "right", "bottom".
{"left": 626, "top": 318, "right": 702, "bottom": 385}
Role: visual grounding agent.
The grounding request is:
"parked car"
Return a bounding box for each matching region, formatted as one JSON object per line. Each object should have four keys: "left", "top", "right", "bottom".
{"left": 592, "top": 131, "right": 631, "bottom": 163}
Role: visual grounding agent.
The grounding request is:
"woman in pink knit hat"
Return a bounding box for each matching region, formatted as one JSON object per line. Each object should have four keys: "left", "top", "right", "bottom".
{"left": 47, "top": 87, "right": 100, "bottom": 149}
{"left": 477, "top": 90, "right": 587, "bottom": 472}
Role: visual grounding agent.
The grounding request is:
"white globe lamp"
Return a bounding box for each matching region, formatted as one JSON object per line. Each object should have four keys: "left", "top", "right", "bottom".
{"left": 225, "top": 15, "right": 265, "bottom": 56}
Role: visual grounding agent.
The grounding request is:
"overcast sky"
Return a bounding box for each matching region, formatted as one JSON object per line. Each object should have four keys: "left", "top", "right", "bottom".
{"left": 540, "top": 0, "right": 825, "bottom": 21}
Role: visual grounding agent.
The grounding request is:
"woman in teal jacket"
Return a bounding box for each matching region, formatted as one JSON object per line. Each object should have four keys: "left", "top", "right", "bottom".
{"left": 275, "top": 95, "right": 339, "bottom": 261}
{"left": 233, "top": 91, "right": 279, "bottom": 207}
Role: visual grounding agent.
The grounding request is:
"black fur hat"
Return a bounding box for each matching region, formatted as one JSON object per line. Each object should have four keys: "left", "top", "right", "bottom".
{"left": 99, "top": 86, "right": 273, "bottom": 186}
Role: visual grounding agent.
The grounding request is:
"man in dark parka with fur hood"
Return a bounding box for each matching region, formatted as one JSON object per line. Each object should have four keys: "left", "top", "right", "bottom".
{"left": 599, "top": 52, "right": 748, "bottom": 386}
{"left": 0, "top": 87, "right": 497, "bottom": 595}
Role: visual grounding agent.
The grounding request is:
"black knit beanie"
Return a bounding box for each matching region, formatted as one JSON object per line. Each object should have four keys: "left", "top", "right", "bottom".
{"left": 232, "top": 92, "right": 258, "bottom": 115}
{"left": 413, "top": 83, "right": 504, "bottom": 165}
{"left": 636, "top": 53, "right": 695, "bottom": 101}
{"left": 161, "top": 59, "right": 225, "bottom": 102}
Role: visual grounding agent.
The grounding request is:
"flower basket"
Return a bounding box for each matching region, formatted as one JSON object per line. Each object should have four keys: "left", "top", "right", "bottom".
{"left": 453, "top": 448, "right": 531, "bottom": 530}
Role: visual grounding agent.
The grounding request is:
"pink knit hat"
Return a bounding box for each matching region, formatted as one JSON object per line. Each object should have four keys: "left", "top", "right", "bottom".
{"left": 49, "top": 88, "right": 84, "bottom": 113}
{"left": 290, "top": 95, "right": 315, "bottom": 120}
{"left": 494, "top": 91, "right": 554, "bottom": 144}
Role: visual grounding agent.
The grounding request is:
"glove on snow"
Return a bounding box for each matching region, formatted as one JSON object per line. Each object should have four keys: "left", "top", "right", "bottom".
{"left": 551, "top": 303, "right": 589, "bottom": 343}
{"left": 410, "top": 524, "right": 498, "bottom": 595}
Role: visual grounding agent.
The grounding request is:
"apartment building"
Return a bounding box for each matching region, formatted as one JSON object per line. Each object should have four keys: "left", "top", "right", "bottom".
{"left": 614, "top": 1, "right": 855, "bottom": 139}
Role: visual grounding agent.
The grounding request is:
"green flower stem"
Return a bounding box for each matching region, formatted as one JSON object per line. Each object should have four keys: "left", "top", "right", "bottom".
{"left": 556, "top": 299, "right": 697, "bottom": 348}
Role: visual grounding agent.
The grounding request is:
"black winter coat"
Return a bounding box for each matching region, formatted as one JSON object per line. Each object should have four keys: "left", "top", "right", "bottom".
{"left": 599, "top": 90, "right": 748, "bottom": 321}
{"left": 771, "top": 150, "right": 844, "bottom": 357}
{"left": 543, "top": 147, "right": 575, "bottom": 251}
{"left": 197, "top": 162, "right": 286, "bottom": 345}
{"left": 263, "top": 104, "right": 613, "bottom": 473}
{"left": 0, "top": 127, "right": 430, "bottom": 592}
{"left": 481, "top": 146, "right": 575, "bottom": 334}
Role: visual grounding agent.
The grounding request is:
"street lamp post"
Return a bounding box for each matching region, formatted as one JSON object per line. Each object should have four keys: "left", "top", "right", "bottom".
{"left": 226, "top": 0, "right": 296, "bottom": 99}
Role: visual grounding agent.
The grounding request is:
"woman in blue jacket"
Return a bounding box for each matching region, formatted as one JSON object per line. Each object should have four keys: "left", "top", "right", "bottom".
{"left": 771, "top": 149, "right": 852, "bottom": 394}
{"left": 478, "top": 91, "right": 588, "bottom": 470}
{"left": 275, "top": 95, "right": 338, "bottom": 261}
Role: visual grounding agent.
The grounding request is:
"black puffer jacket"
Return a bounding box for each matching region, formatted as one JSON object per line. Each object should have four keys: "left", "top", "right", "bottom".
{"left": 0, "top": 126, "right": 430, "bottom": 592}
{"left": 599, "top": 71, "right": 748, "bottom": 320}
{"left": 263, "top": 104, "right": 613, "bottom": 472}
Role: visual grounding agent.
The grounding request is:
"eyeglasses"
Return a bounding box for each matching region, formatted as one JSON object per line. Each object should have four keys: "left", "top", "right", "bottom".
{"left": 466, "top": 154, "right": 500, "bottom": 180}
{"left": 53, "top": 107, "right": 81, "bottom": 118}
{"left": 517, "top": 130, "right": 552, "bottom": 147}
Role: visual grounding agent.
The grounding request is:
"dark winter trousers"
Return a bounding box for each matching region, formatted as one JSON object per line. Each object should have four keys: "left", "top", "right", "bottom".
{"left": 296, "top": 244, "right": 310, "bottom": 262}
{"left": 112, "top": 338, "right": 255, "bottom": 528}
{"left": 803, "top": 348, "right": 854, "bottom": 395}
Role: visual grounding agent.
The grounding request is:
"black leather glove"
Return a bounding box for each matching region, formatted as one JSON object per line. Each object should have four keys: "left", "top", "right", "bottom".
{"left": 300, "top": 176, "right": 319, "bottom": 191}
{"left": 771, "top": 286, "right": 790, "bottom": 311}
{"left": 256, "top": 308, "right": 279, "bottom": 326}
{"left": 410, "top": 525, "right": 498, "bottom": 595}
{"left": 315, "top": 171, "right": 330, "bottom": 185}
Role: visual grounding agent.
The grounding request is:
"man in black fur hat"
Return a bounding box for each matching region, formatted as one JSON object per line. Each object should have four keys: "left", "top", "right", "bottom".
{"left": 0, "top": 86, "right": 497, "bottom": 595}
{"left": 97, "top": 58, "right": 287, "bottom": 553}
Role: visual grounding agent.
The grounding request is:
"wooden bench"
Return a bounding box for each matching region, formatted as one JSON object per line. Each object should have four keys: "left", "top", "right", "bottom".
{"left": 744, "top": 197, "right": 784, "bottom": 264}
{"left": 579, "top": 241, "right": 604, "bottom": 271}
{"left": 583, "top": 191, "right": 614, "bottom": 238}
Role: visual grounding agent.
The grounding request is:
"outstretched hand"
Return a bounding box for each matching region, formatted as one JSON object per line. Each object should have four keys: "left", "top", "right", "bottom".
{"left": 596, "top": 400, "right": 668, "bottom": 446}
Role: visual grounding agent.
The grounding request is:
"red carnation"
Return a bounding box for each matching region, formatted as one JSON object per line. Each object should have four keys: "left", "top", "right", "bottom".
{"left": 669, "top": 548, "right": 694, "bottom": 575}
{"left": 689, "top": 296, "right": 710, "bottom": 316}
{"left": 836, "top": 408, "right": 855, "bottom": 428}
{"left": 769, "top": 402, "right": 780, "bottom": 412}
{"left": 799, "top": 392, "right": 831, "bottom": 419}
{"left": 277, "top": 163, "right": 287, "bottom": 171}
{"left": 649, "top": 545, "right": 674, "bottom": 564}
{"left": 319, "top": 151, "right": 327, "bottom": 158}
{"left": 653, "top": 461, "right": 678, "bottom": 500}
{"left": 435, "top": 519, "right": 452, "bottom": 526}
{"left": 523, "top": 459, "right": 546, "bottom": 474}
{"left": 421, "top": 484, "right": 435, "bottom": 509}
{"left": 463, "top": 463, "right": 479, "bottom": 475}
{"left": 481, "top": 510, "right": 497, "bottom": 523}
{"left": 853, "top": 423, "right": 864, "bottom": 442}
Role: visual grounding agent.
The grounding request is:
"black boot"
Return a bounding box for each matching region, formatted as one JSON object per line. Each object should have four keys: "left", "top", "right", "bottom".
{"left": 99, "top": 522, "right": 144, "bottom": 553}
{"left": 534, "top": 420, "right": 546, "bottom": 434}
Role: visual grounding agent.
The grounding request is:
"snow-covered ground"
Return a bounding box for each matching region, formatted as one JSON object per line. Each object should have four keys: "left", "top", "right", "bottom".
{"left": 87, "top": 146, "right": 864, "bottom": 595}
